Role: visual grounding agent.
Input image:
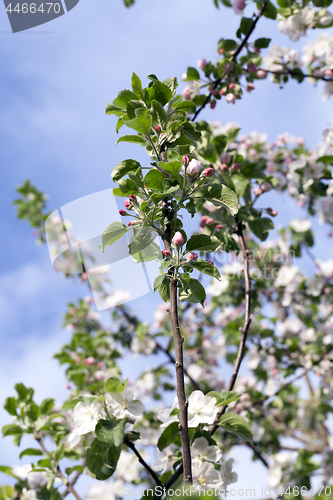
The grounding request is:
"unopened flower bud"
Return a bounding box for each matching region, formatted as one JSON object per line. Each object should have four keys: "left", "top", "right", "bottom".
{"left": 206, "top": 217, "right": 215, "bottom": 226}
{"left": 183, "top": 155, "right": 189, "bottom": 165}
{"left": 124, "top": 200, "right": 131, "bottom": 208}
{"left": 210, "top": 100, "right": 216, "bottom": 109}
{"left": 220, "top": 152, "right": 231, "bottom": 164}
{"left": 163, "top": 249, "right": 171, "bottom": 257}
{"left": 119, "top": 210, "right": 127, "bottom": 216}
{"left": 260, "top": 181, "right": 272, "bottom": 193}
{"left": 253, "top": 187, "right": 262, "bottom": 196}
{"left": 182, "top": 87, "right": 192, "bottom": 100}
{"left": 267, "top": 208, "right": 278, "bottom": 217}
{"left": 187, "top": 252, "right": 198, "bottom": 261}
{"left": 229, "top": 82, "right": 236, "bottom": 90}
{"left": 220, "top": 163, "right": 228, "bottom": 172}
{"left": 155, "top": 126, "right": 161, "bottom": 133}
{"left": 247, "top": 83, "right": 255, "bottom": 92}
{"left": 256, "top": 69, "right": 267, "bottom": 79}
{"left": 84, "top": 356, "right": 96, "bottom": 366}
{"left": 230, "top": 162, "right": 241, "bottom": 171}
{"left": 129, "top": 194, "right": 137, "bottom": 202}
{"left": 216, "top": 224, "right": 222, "bottom": 229}
{"left": 234, "top": 0, "right": 246, "bottom": 10}
{"left": 197, "top": 58, "right": 207, "bottom": 69}
{"left": 202, "top": 167, "right": 215, "bottom": 177}
{"left": 206, "top": 260, "right": 215, "bottom": 266}
{"left": 219, "top": 88, "right": 226, "bottom": 96}
{"left": 219, "top": 48, "right": 225, "bottom": 54}
{"left": 324, "top": 69, "right": 333, "bottom": 76}
{"left": 172, "top": 231, "right": 184, "bottom": 247}
{"left": 187, "top": 159, "right": 201, "bottom": 176}
{"left": 247, "top": 63, "right": 257, "bottom": 73}
{"left": 225, "top": 93, "right": 236, "bottom": 104}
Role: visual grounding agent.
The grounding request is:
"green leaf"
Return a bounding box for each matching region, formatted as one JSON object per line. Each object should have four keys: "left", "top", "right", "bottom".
{"left": 116, "top": 117, "right": 124, "bottom": 133}
{"left": 173, "top": 101, "right": 197, "bottom": 113}
{"left": 113, "top": 90, "right": 139, "bottom": 111}
{"left": 231, "top": 174, "right": 248, "bottom": 198}
{"left": 158, "top": 160, "right": 182, "bottom": 177}
{"left": 178, "top": 278, "right": 206, "bottom": 306}
{"left": 254, "top": 37, "right": 271, "bottom": 48}
{"left": 144, "top": 170, "right": 165, "bottom": 192}
{"left": 158, "top": 275, "right": 170, "bottom": 302}
{"left": 131, "top": 241, "right": 161, "bottom": 263}
{"left": 218, "top": 38, "right": 238, "bottom": 51}
{"left": 218, "top": 413, "right": 253, "bottom": 441}
{"left": 186, "top": 234, "right": 221, "bottom": 253}
{"left": 105, "top": 103, "right": 125, "bottom": 117}
{"left": 19, "top": 448, "right": 43, "bottom": 459}
{"left": 111, "top": 159, "right": 142, "bottom": 182}
{"left": 62, "top": 396, "right": 84, "bottom": 411}
{"left": 151, "top": 100, "right": 168, "bottom": 129}
{"left": 184, "top": 259, "right": 221, "bottom": 281}
{"left": 116, "top": 135, "right": 146, "bottom": 146}
{"left": 0, "top": 486, "right": 14, "bottom": 500}
{"left": 154, "top": 274, "right": 166, "bottom": 293}
{"left": 248, "top": 217, "right": 274, "bottom": 241}
{"left": 101, "top": 222, "right": 128, "bottom": 252}
{"left": 239, "top": 17, "right": 253, "bottom": 35}
{"left": 182, "top": 121, "right": 201, "bottom": 142}
{"left": 131, "top": 73, "right": 144, "bottom": 101}
{"left": 15, "top": 383, "right": 34, "bottom": 401}
{"left": 184, "top": 67, "right": 200, "bottom": 81}
{"left": 86, "top": 438, "right": 120, "bottom": 480}
{"left": 117, "top": 177, "right": 139, "bottom": 195}
{"left": 204, "top": 184, "right": 239, "bottom": 216}
{"left": 39, "top": 398, "right": 55, "bottom": 415}
{"left": 95, "top": 419, "right": 126, "bottom": 448}
{"left": 158, "top": 422, "right": 179, "bottom": 451}
{"left": 4, "top": 398, "right": 17, "bottom": 417}
{"left": 316, "top": 155, "right": 333, "bottom": 164}
{"left": 0, "top": 467, "right": 15, "bottom": 477}
{"left": 260, "top": 1, "right": 277, "bottom": 19}
{"left": 104, "top": 377, "right": 128, "bottom": 394}
{"left": 207, "top": 391, "right": 241, "bottom": 406}
{"left": 65, "top": 466, "right": 84, "bottom": 476}
{"left": 124, "top": 108, "right": 152, "bottom": 135}
{"left": 2, "top": 424, "right": 24, "bottom": 437}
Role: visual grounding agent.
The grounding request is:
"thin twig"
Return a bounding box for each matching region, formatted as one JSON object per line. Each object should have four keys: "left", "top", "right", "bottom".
{"left": 260, "top": 67, "right": 333, "bottom": 82}
{"left": 61, "top": 460, "right": 85, "bottom": 500}
{"left": 124, "top": 439, "right": 162, "bottom": 486}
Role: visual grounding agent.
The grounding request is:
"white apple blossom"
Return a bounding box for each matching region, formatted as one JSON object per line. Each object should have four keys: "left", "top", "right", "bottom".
{"left": 115, "top": 450, "right": 142, "bottom": 482}
{"left": 71, "top": 399, "right": 102, "bottom": 437}
{"left": 192, "top": 462, "right": 222, "bottom": 490}
{"left": 274, "top": 265, "right": 299, "bottom": 288}
{"left": 27, "top": 471, "right": 49, "bottom": 490}
{"left": 247, "top": 346, "right": 261, "bottom": 370}
{"left": 316, "top": 259, "right": 333, "bottom": 278}
{"left": 188, "top": 390, "right": 219, "bottom": 427}
{"left": 207, "top": 275, "right": 230, "bottom": 296}
{"left": 152, "top": 446, "right": 177, "bottom": 474}
{"left": 106, "top": 388, "right": 144, "bottom": 420}
{"left": 317, "top": 196, "right": 333, "bottom": 225}
{"left": 278, "top": 8, "right": 315, "bottom": 41}
{"left": 267, "top": 464, "right": 282, "bottom": 488}
{"left": 220, "top": 458, "right": 238, "bottom": 488}
{"left": 87, "top": 479, "right": 124, "bottom": 500}
{"left": 21, "top": 489, "right": 38, "bottom": 500}
{"left": 131, "top": 335, "right": 156, "bottom": 356}
{"left": 191, "top": 437, "right": 222, "bottom": 466}
{"left": 289, "top": 219, "right": 311, "bottom": 232}
{"left": 12, "top": 464, "right": 32, "bottom": 479}
{"left": 157, "top": 396, "right": 179, "bottom": 428}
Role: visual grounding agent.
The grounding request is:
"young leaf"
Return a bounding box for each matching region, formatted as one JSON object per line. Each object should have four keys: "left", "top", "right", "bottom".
{"left": 104, "top": 377, "right": 128, "bottom": 394}
{"left": 144, "top": 170, "right": 165, "bottom": 192}
{"left": 158, "top": 160, "right": 182, "bottom": 177}
{"left": 113, "top": 90, "right": 139, "bottom": 110}
{"left": 218, "top": 413, "right": 253, "bottom": 441}
{"left": 178, "top": 278, "right": 206, "bottom": 306}
{"left": 111, "top": 159, "right": 142, "bottom": 182}
{"left": 248, "top": 217, "right": 274, "bottom": 241}
{"left": 204, "top": 184, "right": 239, "bottom": 216}
{"left": 158, "top": 422, "right": 180, "bottom": 451}
{"left": 186, "top": 234, "right": 221, "bottom": 252}
{"left": 19, "top": 448, "right": 44, "bottom": 459}
{"left": 158, "top": 275, "right": 171, "bottom": 302}
{"left": 131, "top": 73, "right": 145, "bottom": 101}
{"left": 86, "top": 438, "right": 120, "bottom": 480}
{"left": 124, "top": 108, "right": 152, "bottom": 135}
{"left": 207, "top": 391, "right": 241, "bottom": 406}
{"left": 183, "top": 259, "right": 221, "bottom": 281}
{"left": 95, "top": 418, "right": 126, "bottom": 448}
{"left": 116, "top": 135, "right": 146, "bottom": 146}
{"left": 101, "top": 222, "right": 128, "bottom": 252}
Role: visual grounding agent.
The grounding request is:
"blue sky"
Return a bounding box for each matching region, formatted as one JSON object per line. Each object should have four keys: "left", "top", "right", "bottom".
{"left": 0, "top": 0, "right": 332, "bottom": 495}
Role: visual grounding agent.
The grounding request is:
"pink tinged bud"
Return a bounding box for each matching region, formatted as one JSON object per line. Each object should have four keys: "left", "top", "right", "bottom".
{"left": 324, "top": 69, "right": 333, "bottom": 76}
{"left": 230, "top": 162, "right": 241, "bottom": 171}
{"left": 182, "top": 155, "right": 189, "bottom": 165}
{"left": 220, "top": 163, "right": 228, "bottom": 172}
{"left": 182, "top": 87, "right": 192, "bottom": 100}
{"left": 97, "top": 361, "right": 105, "bottom": 368}
{"left": 268, "top": 208, "right": 278, "bottom": 217}
{"left": 202, "top": 167, "right": 215, "bottom": 177}
{"left": 247, "top": 83, "right": 255, "bottom": 92}
{"left": 128, "top": 221, "right": 135, "bottom": 226}
{"left": 271, "top": 368, "right": 279, "bottom": 376}
{"left": 314, "top": 69, "right": 323, "bottom": 77}
{"left": 197, "top": 58, "right": 207, "bottom": 70}
{"left": 254, "top": 187, "right": 262, "bottom": 196}
{"left": 172, "top": 231, "right": 184, "bottom": 247}
{"left": 155, "top": 126, "right": 161, "bottom": 133}
{"left": 163, "top": 249, "right": 171, "bottom": 257}
{"left": 225, "top": 93, "right": 236, "bottom": 104}
{"left": 206, "top": 217, "right": 215, "bottom": 226}
{"left": 297, "top": 137, "right": 304, "bottom": 145}
{"left": 80, "top": 272, "right": 88, "bottom": 281}
{"left": 220, "top": 152, "right": 231, "bottom": 163}
{"left": 234, "top": 0, "right": 246, "bottom": 10}
{"left": 247, "top": 63, "right": 257, "bottom": 73}
{"left": 219, "top": 88, "right": 226, "bottom": 96}
{"left": 229, "top": 82, "right": 236, "bottom": 89}
{"left": 119, "top": 210, "right": 127, "bottom": 216}
{"left": 260, "top": 181, "right": 272, "bottom": 193}
{"left": 201, "top": 215, "right": 209, "bottom": 222}
{"left": 256, "top": 69, "right": 267, "bottom": 79}
{"left": 216, "top": 224, "right": 222, "bottom": 229}
{"left": 124, "top": 200, "right": 131, "bottom": 208}
{"left": 210, "top": 89, "right": 218, "bottom": 96}
{"left": 206, "top": 260, "right": 215, "bottom": 266}
{"left": 187, "top": 252, "right": 198, "bottom": 261}
{"left": 219, "top": 48, "right": 225, "bottom": 54}
{"left": 210, "top": 100, "right": 216, "bottom": 109}
{"left": 84, "top": 356, "right": 96, "bottom": 366}
{"left": 66, "top": 384, "right": 71, "bottom": 390}
{"left": 187, "top": 159, "right": 201, "bottom": 176}
{"left": 129, "top": 194, "right": 137, "bottom": 202}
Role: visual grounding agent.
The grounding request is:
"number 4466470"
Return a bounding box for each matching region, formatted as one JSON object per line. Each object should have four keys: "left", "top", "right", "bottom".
{"left": 6, "top": 3, "right": 61, "bottom": 13}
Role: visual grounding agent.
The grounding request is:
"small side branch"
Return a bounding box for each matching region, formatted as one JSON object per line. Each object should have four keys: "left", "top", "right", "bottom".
{"left": 125, "top": 439, "right": 162, "bottom": 486}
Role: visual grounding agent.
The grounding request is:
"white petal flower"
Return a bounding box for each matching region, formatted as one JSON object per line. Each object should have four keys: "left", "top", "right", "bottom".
{"left": 191, "top": 437, "right": 222, "bottom": 466}
{"left": 220, "top": 458, "right": 238, "bottom": 488}
{"left": 316, "top": 259, "right": 333, "bottom": 278}
{"left": 207, "top": 275, "right": 230, "bottom": 296}
{"left": 27, "top": 471, "right": 49, "bottom": 490}
{"left": 106, "top": 388, "right": 144, "bottom": 420}
{"left": 72, "top": 399, "right": 102, "bottom": 436}
{"left": 152, "top": 447, "right": 177, "bottom": 474}
{"left": 193, "top": 462, "right": 222, "bottom": 490}
{"left": 21, "top": 489, "right": 38, "bottom": 500}
{"left": 188, "top": 390, "right": 218, "bottom": 427}
{"left": 274, "top": 265, "right": 299, "bottom": 288}
{"left": 12, "top": 464, "right": 32, "bottom": 479}
{"left": 87, "top": 479, "right": 124, "bottom": 500}
{"left": 158, "top": 397, "right": 179, "bottom": 428}
{"left": 278, "top": 8, "right": 315, "bottom": 41}
{"left": 289, "top": 219, "right": 311, "bottom": 232}
{"left": 267, "top": 464, "right": 282, "bottom": 488}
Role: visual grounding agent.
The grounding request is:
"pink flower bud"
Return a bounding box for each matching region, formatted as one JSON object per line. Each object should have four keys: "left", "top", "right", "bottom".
{"left": 216, "top": 224, "right": 222, "bottom": 229}
{"left": 229, "top": 82, "right": 236, "bottom": 89}
{"left": 220, "top": 152, "right": 231, "bottom": 164}
{"left": 201, "top": 215, "right": 209, "bottom": 222}
{"left": 187, "top": 159, "right": 201, "bottom": 176}
{"left": 219, "top": 88, "right": 226, "bottom": 96}
{"left": 80, "top": 272, "right": 88, "bottom": 281}
{"left": 267, "top": 208, "right": 278, "bottom": 217}
{"left": 172, "top": 231, "right": 184, "bottom": 247}
{"left": 124, "top": 200, "right": 131, "bottom": 208}
{"left": 97, "top": 361, "right": 105, "bottom": 368}
{"left": 256, "top": 69, "right": 267, "bottom": 79}
{"left": 119, "top": 210, "right": 127, "bottom": 216}
{"left": 246, "top": 83, "right": 255, "bottom": 92}
{"left": 225, "top": 93, "right": 236, "bottom": 104}
{"left": 182, "top": 155, "right": 189, "bottom": 165}
{"left": 253, "top": 187, "right": 262, "bottom": 196}
{"left": 220, "top": 163, "right": 228, "bottom": 172}
{"left": 84, "top": 356, "right": 96, "bottom": 366}
{"left": 163, "top": 249, "right": 171, "bottom": 257}
{"left": 206, "top": 260, "right": 215, "bottom": 266}
{"left": 94, "top": 371, "right": 106, "bottom": 381}
{"left": 202, "top": 167, "right": 215, "bottom": 177}
{"left": 187, "top": 252, "right": 198, "bottom": 261}
{"left": 128, "top": 221, "right": 135, "bottom": 226}
{"left": 206, "top": 217, "right": 215, "bottom": 226}
{"left": 155, "top": 126, "right": 161, "bottom": 133}
{"left": 260, "top": 181, "right": 272, "bottom": 193}
{"left": 129, "top": 194, "right": 137, "bottom": 202}
{"left": 247, "top": 63, "right": 257, "bottom": 73}
{"left": 296, "top": 137, "right": 304, "bottom": 145}
{"left": 210, "top": 100, "right": 216, "bottom": 109}
{"left": 219, "top": 48, "right": 225, "bottom": 54}
{"left": 230, "top": 162, "right": 241, "bottom": 171}
{"left": 324, "top": 69, "right": 333, "bottom": 76}
{"left": 66, "top": 384, "right": 71, "bottom": 389}
{"left": 182, "top": 87, "right": 192, "bottom": 100}
{"left": 197, "top": 58, "right": 207, "bottom": 69}
{"left": 234, "top": 0, "right": 246, "bottom": 10}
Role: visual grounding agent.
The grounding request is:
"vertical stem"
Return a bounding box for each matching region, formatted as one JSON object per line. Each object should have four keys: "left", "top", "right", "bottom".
{"left": 162, "top": 198, "right": 192, "bottom": 484}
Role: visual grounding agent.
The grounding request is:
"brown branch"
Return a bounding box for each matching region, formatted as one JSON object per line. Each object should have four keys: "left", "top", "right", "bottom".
{"left": 192, "top": 1, "right": 267, "bottom": 121}
{"left": 60, "top": 460, "right": 85, "bottom": 500}
{"left": 124, "top": 439, "right": 162, "bottom": 486}
{"left": 260, "top": 67, "right": 333, "bottom": 82}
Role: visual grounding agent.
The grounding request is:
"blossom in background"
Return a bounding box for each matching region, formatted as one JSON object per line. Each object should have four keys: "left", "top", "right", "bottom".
{"left": 278, "top": 8, "right": 315, "bottom": 41}
{"left": 152, "top": 446, "right": 177, "bottom": 474}
{"left": 115, "top": 450, "right": 142, "bottom": 482}
{"left": 87, "top": 479, "right": 124, "bottom": 500}
{"left": 12, "top": 464, "right": 32, "bottom": 479}
{"left": 274, "top": 265, "right": 299, "bottom": 288}
{"left": 157, "top": 396, "right": 179, "bottom": 428}
{"left": 191, "top": 437, "right": 222, "bottom": 466}
{"left": 106, "top": 388, "right": 144, "bottom": 420}
{"left": 188, "top": 390, "right": 218, "bottom": 427}
{"left": 289, "top": 219, "right": 311, "bottom": 232}
{"left": 316, "top": 259, "right": 333, "bottom": 278}
{"left": 192, "top": 462, "right": 222, "bottom": 490}
{"left": 207, "top": 275, "right": 230, "bottom": 296}
{"left": 20, "top": 489, "right": 37, "bottom": 500}
{"left": 131, "top": 335, "right": 156, "bottom": 356}
{"left": 220, "top": 458, "right": 238, "bottom": 489}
